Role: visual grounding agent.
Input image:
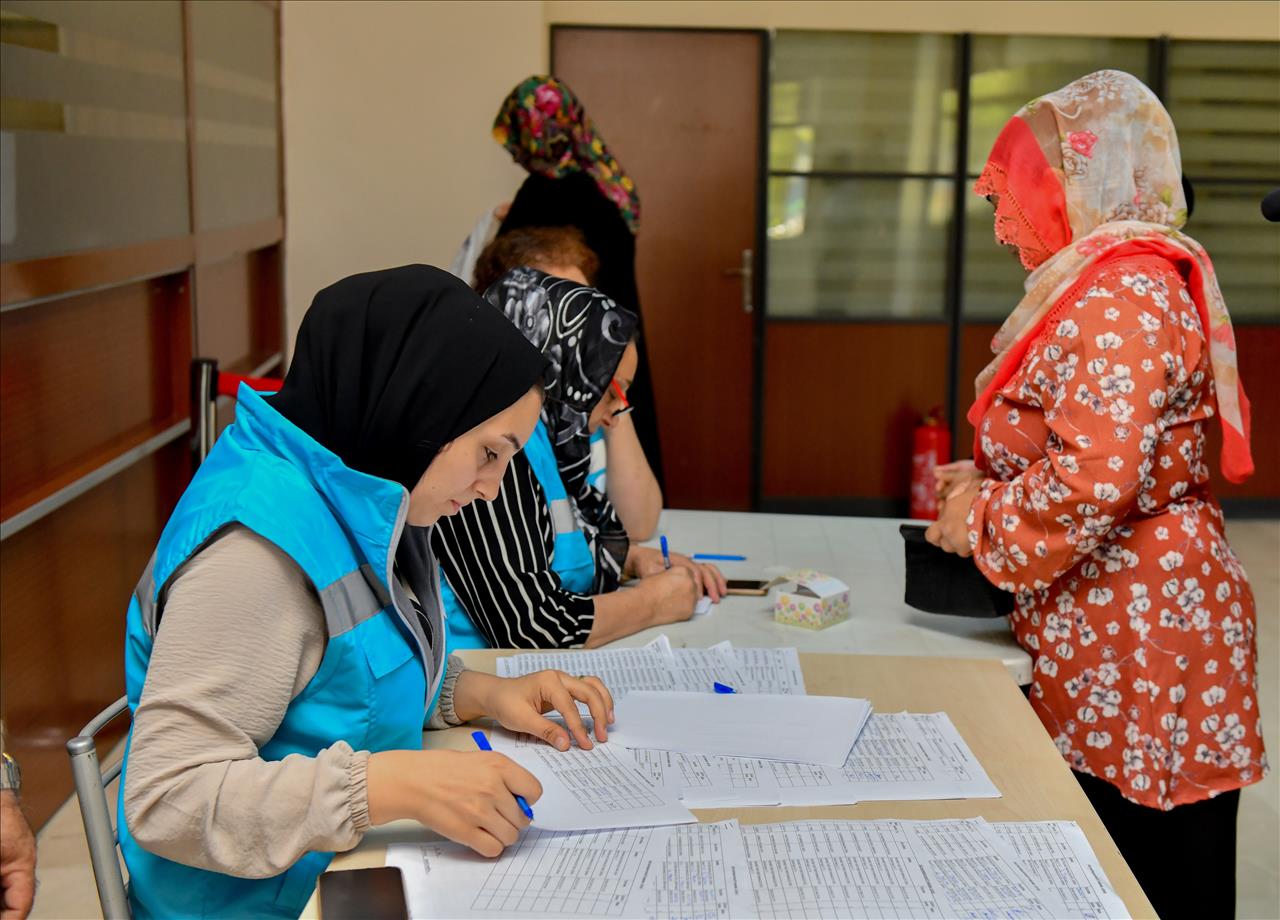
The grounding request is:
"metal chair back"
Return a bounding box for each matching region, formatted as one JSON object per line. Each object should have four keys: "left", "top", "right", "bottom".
{"left": 66, "top": 695, "right": 131, "bottom": 919}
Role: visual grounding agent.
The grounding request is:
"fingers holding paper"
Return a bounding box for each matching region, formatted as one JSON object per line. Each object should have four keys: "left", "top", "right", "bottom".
{"left": 489, "top": 670, "right": 614, "bottom": 751}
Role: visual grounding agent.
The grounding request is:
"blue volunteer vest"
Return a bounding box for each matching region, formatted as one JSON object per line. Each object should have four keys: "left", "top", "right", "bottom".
{"left": 441, "top": 421, "right": 598, "bottom": 649}
{"left": 119, "top": 386, "right": 446, "bottom": 919}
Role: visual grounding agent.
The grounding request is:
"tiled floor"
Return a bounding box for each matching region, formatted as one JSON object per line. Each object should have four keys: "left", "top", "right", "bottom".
{"left": 26, "top": 520, "right": 1280, "bottom": 919}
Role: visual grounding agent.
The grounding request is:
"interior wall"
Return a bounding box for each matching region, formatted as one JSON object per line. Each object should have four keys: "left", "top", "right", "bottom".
{"left": 281, "top": 0, "right": 545, "bottom": 353}
{"left": 281, "top": 0, "right": 1278, "bottom": 354}
{"left": 544, "top": 0, "right": 1280, "bottom": 40}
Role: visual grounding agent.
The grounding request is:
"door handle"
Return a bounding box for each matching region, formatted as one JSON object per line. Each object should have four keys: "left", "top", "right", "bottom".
{"left": 722, "top": 248, "right": 753, "bottom": 313}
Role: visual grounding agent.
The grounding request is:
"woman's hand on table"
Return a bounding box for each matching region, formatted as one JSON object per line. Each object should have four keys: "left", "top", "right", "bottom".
{"left": 367, "top": 749, "right": 540, "bottom": 857}
{"left": 925, "top": 479, "right": 982, "bottom": 557}
{"left": 626, "top": 545, "right": 727, "bottom": 601}
{"left": 451, "top": 669, "right": 614, "bottom": 751}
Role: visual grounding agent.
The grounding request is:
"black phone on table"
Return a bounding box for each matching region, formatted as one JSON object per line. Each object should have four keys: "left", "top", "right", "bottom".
{"left": 318, "top": 866, "right": 409, "bottom": 920}
{"left": 725, "top": 578, "right": 771, "bottom": 596}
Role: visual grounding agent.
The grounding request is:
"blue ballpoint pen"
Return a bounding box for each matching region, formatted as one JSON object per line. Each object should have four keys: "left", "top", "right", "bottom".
{"left": 471, "top": 731, "right": 534, "bottom": 819}
{"left": 660, "top": 535, "right": 671, "bottom": 569}
{"left": 713, "top": 682, "right": 737, "bottom": 694}
{"left": 692, "top": 553, "right": 747, "bottom": 562}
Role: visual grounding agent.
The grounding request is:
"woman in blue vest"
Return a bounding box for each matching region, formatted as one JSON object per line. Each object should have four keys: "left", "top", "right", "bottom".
{"left": 432, "top": 268, "right": 727, "bottom": 650}
{"left": 119, "top": 265, "right": 615, "bottom": 919}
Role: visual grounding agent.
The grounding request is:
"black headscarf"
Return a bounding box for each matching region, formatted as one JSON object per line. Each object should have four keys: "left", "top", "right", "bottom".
{"left": 271, "top": 264, "right": 549, "bottom": 490}
{"left": 483, "top": 267, "right": 637, "bottom": 588}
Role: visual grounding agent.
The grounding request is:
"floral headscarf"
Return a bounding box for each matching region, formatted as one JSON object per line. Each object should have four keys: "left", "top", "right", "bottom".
{"left": 972, "top": 70, "right": 1253, "bottom": 483}
{"left": 493, "top": 75, "right": 641, "bottom": 234}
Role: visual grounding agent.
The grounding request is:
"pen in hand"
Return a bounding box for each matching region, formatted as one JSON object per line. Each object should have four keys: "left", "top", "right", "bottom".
{"left": 471, "top": 731, "right": 534, "bottom": 819}
{"left": 660, "top": 535, "right": 672, "bottom": 570}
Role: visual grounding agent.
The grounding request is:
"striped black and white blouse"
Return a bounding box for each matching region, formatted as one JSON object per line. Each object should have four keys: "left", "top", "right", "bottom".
{"left": 431, "top": 452, "right": 599, "bottom": 648}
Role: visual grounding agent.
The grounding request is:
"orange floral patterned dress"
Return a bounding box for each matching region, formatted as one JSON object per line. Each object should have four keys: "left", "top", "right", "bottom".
{"left": 967, "top": 254, "right": 1267, "bottom": 810}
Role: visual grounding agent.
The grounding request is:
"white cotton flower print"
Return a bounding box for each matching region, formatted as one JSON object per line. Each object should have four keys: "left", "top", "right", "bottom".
{"left": 1095, "top": 331, "right": 1124, "bottom": 351}
{"left": 1087, "top": 730, "right": 1113, "bottom": 749}
{"left": 1121, "top": 273, "right": 1152, "bottom": 296}
{"left": 1107, "top": 456, "right": 1125, "bottom": 471}
{"left": 1201, "top": 686, "right": 1227, "bottom": 707}
{"left": 1155, "top": 526, "right": 1169, "bottom": 541}
{"left": 1088, "top": 357, "right": 1109, "bottom": 375}
{"left": 1044, "top": 344, "right": 1063, "bottom": 361}
{"left": 1087, "top": 586, "right": 1114, "bottom": 606}
{"left": 1057, "top": 319, "right": 1080, "bottom": 338}
{"left": 1007, "top": 409, "right": 1020, "bottom": 425}
{"left": 1108, "top": 398, "right": 1135, "bottom": 424}
{"left": 1103, "top": 306, "right": 1121, "bottom": 322}
{"left": 1205, "top": 658, "right": 1219, "bottom": 674}
{"left": 1094, "top": 482, "right": 1122, "bottom": 503}
{"left": 1158, "top": 551, "right": 1184, "bottom": 571}
{"left": 1141, "top": 358, "right": 1155, "bottom": 373}
{"left": 1106, "top": 621, "right": 1121, "bottom": 635}
{"left": 1138, "top": 311, "right": 1162, "bottom": 332}
{"left": 1151, "top": 288, "right": 1169, "bottom": 309}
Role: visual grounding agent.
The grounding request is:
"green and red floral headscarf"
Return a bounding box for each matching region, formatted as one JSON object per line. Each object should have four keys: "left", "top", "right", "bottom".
{"left": 493, "top": 75, "right": 641, "bottom": 234}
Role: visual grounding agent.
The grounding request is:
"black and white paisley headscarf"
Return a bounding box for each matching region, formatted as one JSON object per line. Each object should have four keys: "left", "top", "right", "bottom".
{"left": 484, "top": 267, "right": 638, "bottom": 589}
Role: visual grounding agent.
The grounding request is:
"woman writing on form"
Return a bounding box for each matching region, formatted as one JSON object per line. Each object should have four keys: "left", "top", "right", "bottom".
{"left": 928, "top": 71, "right": 1265, "bottom": 918}
{"left": 119, "top": 266, "right": 613, "bottom": 919}
{"left": 432, "top": 268, "right": 725, "bottom": 651}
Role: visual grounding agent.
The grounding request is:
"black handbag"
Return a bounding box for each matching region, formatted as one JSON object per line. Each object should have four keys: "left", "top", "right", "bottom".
{"left": 900, "top": 524, "right": 1014, "bottom": 618}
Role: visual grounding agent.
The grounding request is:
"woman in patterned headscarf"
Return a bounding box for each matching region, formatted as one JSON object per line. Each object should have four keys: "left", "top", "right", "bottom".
{"left": 927, "top": 71, "right": 1264, "bottom": 919}
{"left": 490, "top": 75, "right": 665, "bottom": 488}
{"left": 432, "top": 268, "right": 725, "bottom": 652}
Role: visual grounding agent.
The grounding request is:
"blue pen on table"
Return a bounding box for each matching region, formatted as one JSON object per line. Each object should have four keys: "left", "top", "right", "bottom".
{"left": 471, "top": 731, "right": 534, "bottom": 819}
{"left": 660, "top": 535, "right": 671, "bottom": 569}
{"left": 713, "top": 682, "right": 737, "bottom": 694}
{"left": 692, "top": 553, "right": 747, "bottom": 562}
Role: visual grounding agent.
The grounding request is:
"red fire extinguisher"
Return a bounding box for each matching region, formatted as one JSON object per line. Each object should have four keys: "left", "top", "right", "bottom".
{"left": 909, "top": 407, "right": 952, "bottom": 521}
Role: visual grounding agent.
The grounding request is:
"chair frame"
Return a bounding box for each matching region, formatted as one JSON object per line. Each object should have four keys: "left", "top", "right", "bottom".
{"left": 66, "top": 695, "right": 131, "bottom": 919}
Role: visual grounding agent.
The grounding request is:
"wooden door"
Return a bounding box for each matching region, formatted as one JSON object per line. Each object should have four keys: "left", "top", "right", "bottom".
{"left": 553, "top": 28, "right": 763, "bottom": 511}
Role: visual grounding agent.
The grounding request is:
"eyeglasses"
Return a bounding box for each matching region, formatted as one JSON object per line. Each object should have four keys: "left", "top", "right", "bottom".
{"left": 610, "top": 379, "right": 633, "bottom": 417}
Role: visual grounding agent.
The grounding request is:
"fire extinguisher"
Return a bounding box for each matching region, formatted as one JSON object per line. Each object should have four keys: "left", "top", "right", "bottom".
{"left": 909, "top": 407, "right": 952, "bottom": 521}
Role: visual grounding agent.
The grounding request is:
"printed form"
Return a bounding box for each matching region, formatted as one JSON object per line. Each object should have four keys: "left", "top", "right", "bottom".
{"left": 992, "top": 821, "right": 1130, "bottom": 919}
{"left": 489, "top": 731, "right": 692, "bottom": 831}
{"left": 386, "top": 820, "right": 754, "bottom": 920}
{"left": 387, "top": 818, "right": 1126, "bottom": 919}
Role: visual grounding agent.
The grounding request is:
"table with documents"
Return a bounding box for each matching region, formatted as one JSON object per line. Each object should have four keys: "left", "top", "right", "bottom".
{"left": 303, "top": 650, "right": 1155, "bottom": 918}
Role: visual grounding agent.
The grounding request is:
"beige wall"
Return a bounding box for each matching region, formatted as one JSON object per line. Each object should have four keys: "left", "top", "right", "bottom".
{"left": 545, "top": 0, "right": 1280, "bottom": 40}
{"left": 281, "top": 0, "right": 544, "bottom": 352}
{"left": 282, "top": 0, "right": 1278, "bottom": 351}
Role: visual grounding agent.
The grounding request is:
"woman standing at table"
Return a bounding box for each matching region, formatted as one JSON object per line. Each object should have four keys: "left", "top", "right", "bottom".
{"left": 491, "top": 75, "right": 665, "bottom": 488}
{"left": 928, "top": 71, "right": 1265, "bottom": 918}
{"left": 118, "top": 266, "right": 614, "bottom": 919}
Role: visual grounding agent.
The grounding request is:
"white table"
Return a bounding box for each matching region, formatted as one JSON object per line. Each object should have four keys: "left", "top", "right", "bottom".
{"left": 615, "top": 509, "right": 1033, "bottom": 685}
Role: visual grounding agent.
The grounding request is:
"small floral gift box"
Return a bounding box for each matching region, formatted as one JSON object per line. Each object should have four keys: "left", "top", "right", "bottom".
{"left": 773, "top": 570, "right": 850, "bottom": 630}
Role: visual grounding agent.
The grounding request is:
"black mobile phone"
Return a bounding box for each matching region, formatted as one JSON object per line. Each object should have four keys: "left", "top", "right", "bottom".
{"left": 725, "top": 578, "right": 771, "bottom": 596}
{"left": 319, "top": 866, "right": 409, "bottom": 920}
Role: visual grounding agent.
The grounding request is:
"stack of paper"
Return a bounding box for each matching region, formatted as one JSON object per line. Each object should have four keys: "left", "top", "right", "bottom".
{"left": 495, "top": 635, "right": 807, "bottom": 697}
{"left": 608, "top": 691, "right": 873, "bottom": 766}
{"left": 496, "top": 640, "right": 998, "bottom": 810}
{"left": 387, "top": 817, "right": 1130, "bottom": 919}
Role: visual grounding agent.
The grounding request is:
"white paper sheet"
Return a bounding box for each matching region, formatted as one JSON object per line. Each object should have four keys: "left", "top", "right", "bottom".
{"left": 992, "top": 821, "right": 1130, "bottom": 919}
{"left": 743, "top": 818, "right": 1058, "bottom": 920}
{"left": 728, "top": 647, "right": 806, "bottom": 695}
{"left": 610, "top": 692, "right": 872, "bottom": 767}
{"left": 495, "top": 639, "right": 677, "bottom": 698}
{"left": 386, "top": 820, "right": 755, "bottom": 919}
{"left": 628, "top": 749, "right": 782, "bottom": 807}
{"left": 489, "top": 731, "right": 694, "bottom": 831}
{"left": 768, "top": 711, "right": 1000, "bottom": 805}
{"left": 662, "top": 643, "right": 745, "bottom": 693}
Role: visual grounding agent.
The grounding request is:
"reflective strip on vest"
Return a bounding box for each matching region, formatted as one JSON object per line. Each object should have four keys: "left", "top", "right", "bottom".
{"left": 318, "top": 564, "right": 394, "bottom": 636}
{"left": 548, "top": 497, "right": 578, "bottom": 536}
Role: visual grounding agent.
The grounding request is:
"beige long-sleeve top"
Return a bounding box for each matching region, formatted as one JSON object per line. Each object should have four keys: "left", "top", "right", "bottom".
{"left": 123, "top": 525, "right": 465, "bottom": 879}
